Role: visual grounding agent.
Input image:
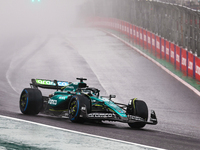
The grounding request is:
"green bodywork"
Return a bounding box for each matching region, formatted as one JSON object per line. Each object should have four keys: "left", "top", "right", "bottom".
{"left": 47, "top": 81, "right": 127, "bottom": 118}
{"left": 90, "top": 97, "right": 127, "bottom": 117}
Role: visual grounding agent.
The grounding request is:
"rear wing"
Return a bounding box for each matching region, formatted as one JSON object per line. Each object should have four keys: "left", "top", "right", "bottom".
{"left": 31, "top": 79, "right": 70, "bottom": 90}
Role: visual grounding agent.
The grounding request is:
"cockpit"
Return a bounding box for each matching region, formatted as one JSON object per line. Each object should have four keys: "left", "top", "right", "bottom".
{"left": 81, "top": 87, "right": 100, "bottom": 97}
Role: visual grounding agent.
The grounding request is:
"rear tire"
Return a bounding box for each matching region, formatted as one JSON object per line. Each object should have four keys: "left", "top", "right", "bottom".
{"left": 68, "top": 95, "right": 91, "bottom": 123}
{"left": 127, "top": 99, "right": 148, "bottom": 129}
{"left": 19, "top": 88, "right": 43, "bottom": 115}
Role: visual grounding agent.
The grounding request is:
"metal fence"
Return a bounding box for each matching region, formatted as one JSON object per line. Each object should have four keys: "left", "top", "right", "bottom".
{"left": 85, "top": 0, "right": 200, "bottom": 57}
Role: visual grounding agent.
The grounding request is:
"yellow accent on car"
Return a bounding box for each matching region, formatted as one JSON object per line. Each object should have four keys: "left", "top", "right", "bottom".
{"left": 132, "top": 98, "right": 137, "bottom": 110}
{"left": 61, "top": 83, "right": 72, "bottom": 90}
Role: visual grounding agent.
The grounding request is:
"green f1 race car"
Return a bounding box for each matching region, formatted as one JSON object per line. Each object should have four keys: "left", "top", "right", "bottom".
{"left": 19, "top": 78, "right": 157, "bottom": 129}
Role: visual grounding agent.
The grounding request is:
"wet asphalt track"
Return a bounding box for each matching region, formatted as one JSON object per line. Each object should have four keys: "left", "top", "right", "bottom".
{"left": 0, "top": 28, "right": 200, "bottom": 150}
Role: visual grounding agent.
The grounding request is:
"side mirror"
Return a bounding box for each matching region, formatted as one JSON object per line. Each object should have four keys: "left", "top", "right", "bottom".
{"left": 109, "top": 95, "right": 116, "bottom": 100}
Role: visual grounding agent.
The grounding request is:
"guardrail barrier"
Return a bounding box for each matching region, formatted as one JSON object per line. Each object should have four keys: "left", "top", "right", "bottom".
{"left": 87, "top": 17, "right": 200, "bottom": 82}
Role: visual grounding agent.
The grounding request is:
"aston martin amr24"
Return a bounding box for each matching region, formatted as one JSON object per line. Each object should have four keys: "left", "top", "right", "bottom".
{"left": 19, "top": 78, "right": 157, "bottom": 129}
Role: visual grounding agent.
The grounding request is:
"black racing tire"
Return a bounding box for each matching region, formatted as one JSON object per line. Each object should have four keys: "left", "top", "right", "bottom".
{"left": 68, "top": 95, "right": 91, "bottom": 123}
{"left": 127, "top": 99, "right": 148, "bottom": 129}
{"left": 19, "top": 88, "right": 43, "bottom": 115}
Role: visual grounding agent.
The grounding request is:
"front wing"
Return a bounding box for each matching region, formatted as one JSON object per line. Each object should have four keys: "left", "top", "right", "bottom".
{"left": 80, "top": 107, "right": 157, "bottom": 125}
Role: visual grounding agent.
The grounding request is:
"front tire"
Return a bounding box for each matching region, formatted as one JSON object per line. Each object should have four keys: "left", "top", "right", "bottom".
{"left": 19, "top": 88, "right": 43, "bottom": 115}
{"left": 68, "top": 95, "right": 91, "bottom": 123}
{"left": 127, "top": 99, "right": 148, "bottom": 129}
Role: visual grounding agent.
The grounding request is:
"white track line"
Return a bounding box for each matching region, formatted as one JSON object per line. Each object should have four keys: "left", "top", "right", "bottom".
{"left": 102, "top": 30, "right": 200, "bottom": 97}
{"left": 6, "top": 66, "right": 19, "bottom": 94}
{"left": 0, "top": 115, "right": 165, "bottom": 150}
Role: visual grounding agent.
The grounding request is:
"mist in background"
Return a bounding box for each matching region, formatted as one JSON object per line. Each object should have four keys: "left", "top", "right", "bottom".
{"left": 0, "top": 0, "right": 87, "bottom": 38}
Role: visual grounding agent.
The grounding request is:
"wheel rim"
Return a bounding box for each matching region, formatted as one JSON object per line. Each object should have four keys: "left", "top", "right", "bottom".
{"left": 69, "top": 99, "right": 78, "bottom": 119}
{"left": 20, "top": 91, "right": 28, "bottom": 111}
